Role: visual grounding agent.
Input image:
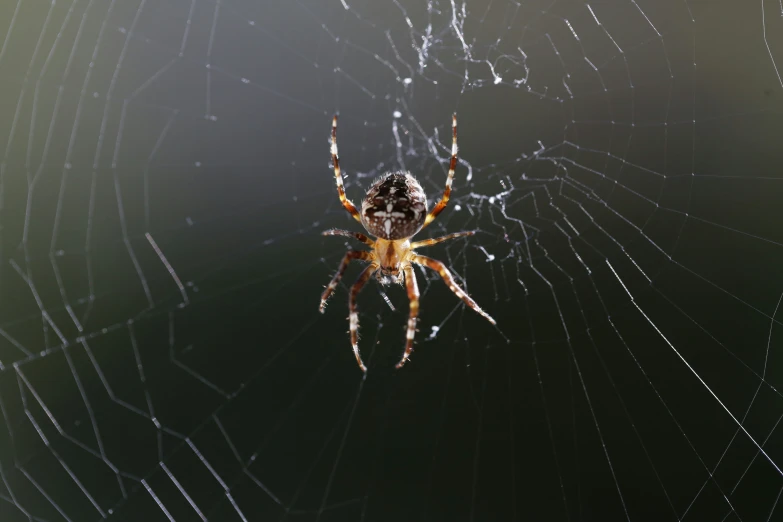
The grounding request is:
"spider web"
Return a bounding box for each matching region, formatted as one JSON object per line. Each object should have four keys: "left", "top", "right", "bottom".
{"left": 1, "top": 0, "right": 783, "bottom": 520}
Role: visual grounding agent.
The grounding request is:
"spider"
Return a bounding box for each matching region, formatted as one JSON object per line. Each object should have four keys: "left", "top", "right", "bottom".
{"left": 320, "top": 113, "right": 496, "bottom": 372}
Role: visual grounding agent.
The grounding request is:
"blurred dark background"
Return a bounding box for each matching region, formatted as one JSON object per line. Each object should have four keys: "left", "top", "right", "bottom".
{"left": 1, "top": 0, "right": 783, "bottom": 520}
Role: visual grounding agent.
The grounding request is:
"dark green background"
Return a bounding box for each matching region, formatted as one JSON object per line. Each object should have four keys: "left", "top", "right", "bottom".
{"left": 1, "top": 0, "right": 782, "bottom": 520}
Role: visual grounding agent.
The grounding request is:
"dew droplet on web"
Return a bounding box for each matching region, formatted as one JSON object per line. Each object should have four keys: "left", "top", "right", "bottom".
{"left": 428, "top": 325, "right": 440, "bottom": 340}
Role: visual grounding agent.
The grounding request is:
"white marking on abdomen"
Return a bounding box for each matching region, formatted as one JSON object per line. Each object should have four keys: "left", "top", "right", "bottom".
{"left": 384, "top": 219, "right": 392, "bottom": 235}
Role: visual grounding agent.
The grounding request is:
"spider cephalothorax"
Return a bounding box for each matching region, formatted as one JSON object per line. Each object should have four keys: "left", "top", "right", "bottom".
{"left": 320, "top": 114, "right": 496, "bottom": 372}
{"left": 374, "top": 238, "right": 407, "bottom": 285}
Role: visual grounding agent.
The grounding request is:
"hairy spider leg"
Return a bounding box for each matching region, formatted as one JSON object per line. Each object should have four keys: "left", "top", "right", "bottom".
{"left": 331, "top": 115, "right": 362, "bottom": 223}
{"left": 349, "top": 263, "right": 379, "bottom": 372}
{"left": 320, "top": 250, "right": 373, "bottom": 313}
{"left": 395, "top": 264, "right": 420, "bottom": 369}
{"left": 410, "top": 230, "right": 475, "bottom": 249}
{"left": 422, "top": 113, "right": 458, "bottom": 229}
{"left": 412, "top": 254, "right": 496, "bottom": 325}
{"left": 322, "top": 228, "right": 375, "bottom": 246}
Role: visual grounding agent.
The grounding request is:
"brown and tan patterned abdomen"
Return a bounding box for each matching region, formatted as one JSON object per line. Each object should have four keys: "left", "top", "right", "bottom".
{"left": 361, "top": 172, "right": 427, "bottom": 240}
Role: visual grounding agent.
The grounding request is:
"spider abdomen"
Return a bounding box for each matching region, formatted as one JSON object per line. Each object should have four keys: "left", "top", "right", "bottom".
{"left": 361, "top": 172, "right": 427, "bottom": 240}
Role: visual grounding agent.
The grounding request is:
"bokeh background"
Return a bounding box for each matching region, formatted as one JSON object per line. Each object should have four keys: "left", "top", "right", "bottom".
{"left": 1, "top": 0, "right": 783, "bottom": 520}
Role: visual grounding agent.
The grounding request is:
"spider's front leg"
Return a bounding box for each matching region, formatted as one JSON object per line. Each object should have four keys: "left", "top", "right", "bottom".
{"left": 412, "top": 254, "right": 496, "bottom": 325}
{"left": 320, "top": 250, "right": 372, "bottom": 312}
{"left": 348, "top": 263, "right": 378, "bottom": 372}
{"left": 410, "top": 230, "right": 475, "bottom": 249}
{"left": 395, "top": 264, "right": 420, "bottom": 369}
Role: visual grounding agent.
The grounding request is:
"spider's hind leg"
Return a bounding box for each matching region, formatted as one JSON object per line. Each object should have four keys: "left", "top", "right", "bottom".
{"left": 331, "top": 115, "right": 362, "bottom": 223}
{"left": 322, "top": 228, "right": 374, "bottom": 246}
{"left": 421, "top": 113, "right": 458, "bottom": 230}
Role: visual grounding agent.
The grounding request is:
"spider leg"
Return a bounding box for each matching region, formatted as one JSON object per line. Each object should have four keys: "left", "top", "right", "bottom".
{"left": 348, "top": 263, "right": 378, "bottom": 372}
{"left": 410, "top": 230, "right": 475, "bottom": 250}
{"left": 411, "top": 254, "right": 496, "bottom": 325}
{"left": 320, "top": 250, "right": 373, "bottom": 313}
{"left": 322, "top": 228, "right": 375, "bottom": 246}
{"left": 395, "top": 264, "right": 420, "bottom": 369}
{"left": 331, "top": 115, "right": 362, "bottom": 223}
{"left": 422, "top": 113, "right": 458, "bottom": 230}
